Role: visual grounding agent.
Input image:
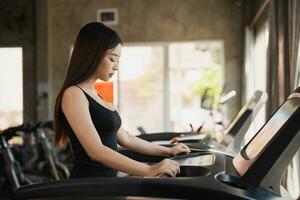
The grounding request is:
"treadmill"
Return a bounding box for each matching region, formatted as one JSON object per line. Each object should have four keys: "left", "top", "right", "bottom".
{"left": 120, "top": 90, "right": 267, "bottom": 160}
{"left": 185, "top": 90, "right": 268, "bottom": 156}
{"left": 136, "top": 90, "right": 238, "bottom": 142}
{"left": 1, "top": 90, "right": 299, "bottom": 200}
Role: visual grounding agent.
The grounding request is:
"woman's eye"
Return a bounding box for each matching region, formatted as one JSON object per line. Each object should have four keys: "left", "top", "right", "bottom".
{"left": 110, "top": 58, "right": 115, "bottom": 62}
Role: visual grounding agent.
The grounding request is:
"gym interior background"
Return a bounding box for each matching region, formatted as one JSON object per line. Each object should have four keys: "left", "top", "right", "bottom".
{"left": 0, "top": 0, "right": 299, "bottom": 199}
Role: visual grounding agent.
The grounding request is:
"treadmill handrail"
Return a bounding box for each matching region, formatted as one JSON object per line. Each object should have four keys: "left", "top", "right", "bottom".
{"left": 223, "top": 90, "right": 267, "bottom": 154}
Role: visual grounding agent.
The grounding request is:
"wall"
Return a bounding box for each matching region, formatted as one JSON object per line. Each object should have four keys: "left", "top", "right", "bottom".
{"left": 36, "top": 0, "right": 49, "bottom": 121}
{"left": 0, "top": 0, "right": 37, "bottom": 123}
{"left": 48, "top": 0, "right": 244, "bottom": 121}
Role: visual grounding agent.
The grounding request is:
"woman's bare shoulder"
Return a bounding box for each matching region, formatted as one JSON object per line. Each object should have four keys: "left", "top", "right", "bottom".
{"left": 62, "top": 86, "right": 88, "bottom": 109}
{"left": 63, "top": 86, "right": 84, "bottom": 99}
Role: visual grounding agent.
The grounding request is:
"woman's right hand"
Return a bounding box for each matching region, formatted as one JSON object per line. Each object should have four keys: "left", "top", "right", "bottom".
{"left": 145, "top": 159, "right": 180, "bottom": 177}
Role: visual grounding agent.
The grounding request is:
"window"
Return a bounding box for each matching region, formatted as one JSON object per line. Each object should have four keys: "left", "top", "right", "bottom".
{"left": 296, "top": 39, "right": 300, "bottom": 87}
{"left": 118, "top": 42, "right": 224, "bottom": 135}
{"left": 169, "top": 42, "right": 224, "bottom": 132}
{"left": 0, "top": 47, "right": 23, "bottom": 130}
{"left": 118, "top": 45, "right": 164, "bottom": 135}
{"left": 297, "top": 67, "right": 300, "bottom": 86}
{"left": 244, "top": 21, "right": 269, "bottom": 143}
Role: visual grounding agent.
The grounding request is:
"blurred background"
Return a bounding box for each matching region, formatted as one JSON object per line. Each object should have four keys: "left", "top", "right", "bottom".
{"left": 0, "top": 0, "right": 299, "bottom": 199}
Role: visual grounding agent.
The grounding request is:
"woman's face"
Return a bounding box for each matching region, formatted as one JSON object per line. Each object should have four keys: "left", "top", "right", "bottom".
{"left": 96, "top": 43, "right": 121, "bottom": 81}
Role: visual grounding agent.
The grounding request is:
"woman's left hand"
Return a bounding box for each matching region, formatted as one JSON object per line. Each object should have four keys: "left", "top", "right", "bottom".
{"left": 169, "top": 143, "right": 191, "bottom": 156}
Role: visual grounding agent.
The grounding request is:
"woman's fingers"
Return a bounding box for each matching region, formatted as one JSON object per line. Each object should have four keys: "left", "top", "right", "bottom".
{"left": 172, "top": 143, "right": 191, "bottom": 155}
{"left": 163, "top": 166, "right": 177, "bottom": 177}
{"left": 150, "top": 159, "right": 181, "bottom": 177}
{"left": 179, "top": 143, "right": 191, "bottom": 151}
{"left": 169, "top": 160, "right": 180, "bottom": 174}
{"left": 163, "top": 159, "right": 180, "bottom": 176}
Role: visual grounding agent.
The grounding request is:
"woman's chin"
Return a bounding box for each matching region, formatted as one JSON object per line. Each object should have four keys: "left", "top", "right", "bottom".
{"left": 98, "top": 77, "right": 109, "bottom": 81}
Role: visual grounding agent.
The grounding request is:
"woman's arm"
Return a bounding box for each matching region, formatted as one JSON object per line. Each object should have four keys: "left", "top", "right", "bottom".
{"left": 117, "top": 127, "right": 190, "bottom": 157}
{"left": 62, "top": 86, "right": 179, "bottom": 177}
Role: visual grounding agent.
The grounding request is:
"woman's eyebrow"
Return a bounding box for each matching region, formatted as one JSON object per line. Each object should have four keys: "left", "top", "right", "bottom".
{"left": 109, "top": 53, "right": 120, "bottom": 57}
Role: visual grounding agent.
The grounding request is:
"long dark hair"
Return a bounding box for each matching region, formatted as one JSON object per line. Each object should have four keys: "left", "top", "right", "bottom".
{"left": 54, "top": 22, "right": 122, "bottom": 146}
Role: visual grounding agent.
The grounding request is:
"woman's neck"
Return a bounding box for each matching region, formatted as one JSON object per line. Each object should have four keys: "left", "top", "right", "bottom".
{"left": 79, "top": 78, "right": 97, "bottom": 89}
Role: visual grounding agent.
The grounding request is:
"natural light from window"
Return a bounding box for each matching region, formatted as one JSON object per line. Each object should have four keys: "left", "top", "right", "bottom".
{"left": 118, "top": 46, "right": 164, "bottom": 135}
{"left": 118, "top": 42, "right": 224, "bottom": 136}
{"left": 0, "top": 47, "right": 23, "bottom": 130}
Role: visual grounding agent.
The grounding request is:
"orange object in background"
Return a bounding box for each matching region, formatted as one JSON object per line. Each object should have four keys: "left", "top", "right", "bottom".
{"left": 94, "top": 81, "right": 114, "bottom": 103}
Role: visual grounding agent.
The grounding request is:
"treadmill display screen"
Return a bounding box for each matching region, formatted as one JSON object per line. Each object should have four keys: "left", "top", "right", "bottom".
{"left": 177, "top": 154, "right": 215, "bottom": 166}
{"left": 233, "top": 99, "right": 299, "bottom": 176}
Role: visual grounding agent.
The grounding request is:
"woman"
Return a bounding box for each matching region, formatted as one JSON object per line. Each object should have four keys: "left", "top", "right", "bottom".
{"left": 54, "top": 22, "right": 190, "bottom": 178}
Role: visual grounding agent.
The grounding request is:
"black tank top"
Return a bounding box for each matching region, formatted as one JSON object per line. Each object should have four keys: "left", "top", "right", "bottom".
{"left": 62, "top": 85, "right": 122, "bottom": 178}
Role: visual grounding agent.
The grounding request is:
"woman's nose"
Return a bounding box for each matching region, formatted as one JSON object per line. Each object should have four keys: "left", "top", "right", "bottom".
{"left": 113, "top": 63, "right": 119, "bottom": 71}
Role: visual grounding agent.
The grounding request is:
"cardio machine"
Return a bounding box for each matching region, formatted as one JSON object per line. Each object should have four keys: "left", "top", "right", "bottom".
{"left": 136, "top": 90, "right": 238, "bottom": 142}
{"left": 1, "top": 89, "right": 299, "bottom": 200}
{"left": 185, "top": 90, "right": 268, "bottom": 156}
{"left": 120, "top": 90, "right": 267, "bottom": 161}
{"left": 0, "top": 122, "right": 69, "bottom": 195}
